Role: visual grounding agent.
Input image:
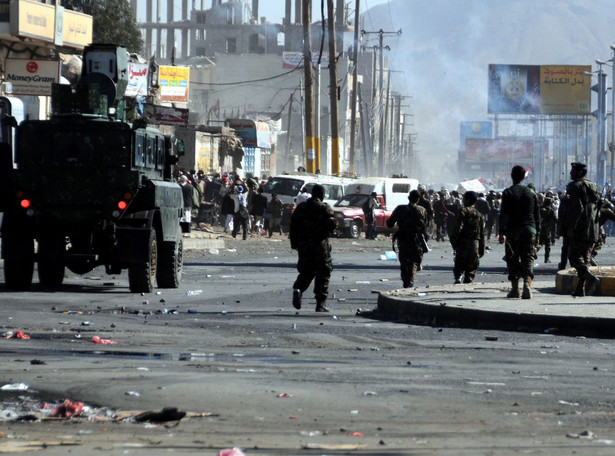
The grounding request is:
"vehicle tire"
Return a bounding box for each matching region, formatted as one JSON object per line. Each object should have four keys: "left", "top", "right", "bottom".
{"left": 38, "top": 234, "right": 66, "bottom": 288}
{"left": 4, "top": 258, "right": 35, "bottom": 291}
{"left": 156, "top": 238, "right": 183, "bottom": 288}
{"left": 347, "top": 220, "right": 362, "bottom": 239}
{"left": 128, "top": 229, "right": 158, "bottom": 293}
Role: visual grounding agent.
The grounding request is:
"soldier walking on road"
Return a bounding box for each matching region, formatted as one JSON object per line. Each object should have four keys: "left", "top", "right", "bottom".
{"left": 561, "top": 162, "right": 601, "bottom": 297}
{"left": 450, "top": 191, "right": 485, "bottom": 284}
{"left": 539, "top": 196, "right": 557, "bottom": 263}
{"left": 499, "top": 165, "right": 541, "bottom": 299}
{"left": 289, "top": 184, "right": 336, "bottom": 312}
{"left": 386, "top": 190, "right": 428, "bottom": 288}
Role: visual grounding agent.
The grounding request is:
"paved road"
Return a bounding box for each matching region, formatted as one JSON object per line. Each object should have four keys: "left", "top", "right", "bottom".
{"left": 1, "top": 233, "right": 614, "bottom": 455}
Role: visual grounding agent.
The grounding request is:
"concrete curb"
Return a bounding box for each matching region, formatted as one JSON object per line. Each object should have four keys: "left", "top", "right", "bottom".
{"left": 556, "top": 266, "right": 615, "bottom": 295}
{"left": 376, "top": 281, "right": 615, "bottom": 338}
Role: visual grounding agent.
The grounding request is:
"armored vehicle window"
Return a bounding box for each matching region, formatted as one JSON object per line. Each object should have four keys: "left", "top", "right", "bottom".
{"left": 392, "top": 183, "right": 411, "bottom": 193}
{"left": 134, "top": 134, "right": 145, "bottom": 166}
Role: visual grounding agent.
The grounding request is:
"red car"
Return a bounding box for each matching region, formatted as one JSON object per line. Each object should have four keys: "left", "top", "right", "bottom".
{"left": 332, "top": 193, "right": 391, "bottom": 239}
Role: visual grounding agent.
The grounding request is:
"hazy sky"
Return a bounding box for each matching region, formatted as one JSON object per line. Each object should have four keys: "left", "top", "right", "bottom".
{"left": 258, "top": 0, "right": 390, "bottom": 23}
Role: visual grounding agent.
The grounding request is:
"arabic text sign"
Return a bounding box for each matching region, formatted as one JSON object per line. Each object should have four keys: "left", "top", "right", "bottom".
{"left": 488, "top": 64, "right": 591, "bottom": 115}
{"left": 125, "top": 62, "right": 149, "bottom": 97}
{"left": 465, "top": 138, "right": 535, "bottom": 163}
{"left": 540, "top": 65, "right": 591, "bottom": 114}
{"left": 4, "top": 58, "right": 60, "bottom": 96}
{"left": 158, "top": 65, "right": 189, "bottom": 102}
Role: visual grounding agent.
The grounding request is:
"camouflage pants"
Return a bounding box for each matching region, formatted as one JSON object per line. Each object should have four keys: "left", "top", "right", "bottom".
{"left": 591, "top": 226, "right": 606, "bottom": 257}
{"left": 568, "top": 239, "right": 594, "bottom": 279}
{"left": 539, "top": 228, "right": 553, "bottom": 260}
{"left": 453, "top": 240, "right": 480, "bottom": 282}
{"left": 504, "top": 230, "right": 536, "bottom": 281}
{"left": 293, "top": 240, "right": 333, "bottom": 303}
{"left": 397, "top": 238, "right": 424, "bottom": 286}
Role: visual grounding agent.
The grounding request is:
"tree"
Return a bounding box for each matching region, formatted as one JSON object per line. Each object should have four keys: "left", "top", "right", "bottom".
{"left": 62, "top": 0, "right": 143, "bottom": 53}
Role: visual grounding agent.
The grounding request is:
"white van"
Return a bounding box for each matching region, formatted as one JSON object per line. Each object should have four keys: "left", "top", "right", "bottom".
{"left": 263, "top": 173, "right": 353, "bottom": 207}
{"left": 345, "top": 177, "right": 420, "bottom": 209}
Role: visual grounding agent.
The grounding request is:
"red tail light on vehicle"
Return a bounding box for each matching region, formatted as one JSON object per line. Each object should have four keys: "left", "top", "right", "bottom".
{"left": 117, "top": 200, "right": 128, "bottom": 210}
{"left": 20, "top": 199, "right": 31, "bottom": 208}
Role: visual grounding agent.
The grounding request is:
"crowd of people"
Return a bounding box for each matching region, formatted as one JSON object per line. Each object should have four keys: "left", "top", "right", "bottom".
{"left": 389, "top": 162, "right": 614, "bottom": 300}
{"left": 174, "top": 169, "right": 287, "bottom": 239}
{"left": 173, "top": 164, "right": 614, "bottom": 312}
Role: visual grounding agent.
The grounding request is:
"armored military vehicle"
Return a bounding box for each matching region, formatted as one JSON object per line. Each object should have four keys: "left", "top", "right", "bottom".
{"left": 0, "top": 44, "right": 185, "bottom": 293}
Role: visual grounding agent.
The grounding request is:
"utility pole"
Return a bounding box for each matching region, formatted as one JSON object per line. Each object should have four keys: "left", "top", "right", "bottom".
{"left": 327, "top": 0, "right": 340, "bottom": 176}
{"left": 348, "top": 0, "right": 360, "bottom": 175}
{"left": 303, "top": 0, "right": 315, "bottom": 173}
{"left": 360, "top": 28, "right": 401, "bottom": 175}
{"left": 286, "top": 93, "right": 294, "bottom": 172}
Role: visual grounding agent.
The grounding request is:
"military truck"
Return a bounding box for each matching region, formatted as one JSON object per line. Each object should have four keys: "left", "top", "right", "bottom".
{"left": 0, "top": 44, "right": 185, "bottom": 293}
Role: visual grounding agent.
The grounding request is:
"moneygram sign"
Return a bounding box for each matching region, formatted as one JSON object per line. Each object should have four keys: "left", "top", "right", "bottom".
{"left": 4, "top": 58, "right": 60, "bottom": 96}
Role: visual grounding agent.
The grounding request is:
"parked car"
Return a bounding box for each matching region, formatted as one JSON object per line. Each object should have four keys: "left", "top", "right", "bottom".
{"left": 333, "top": 177, "right": 420, "bottom": 239}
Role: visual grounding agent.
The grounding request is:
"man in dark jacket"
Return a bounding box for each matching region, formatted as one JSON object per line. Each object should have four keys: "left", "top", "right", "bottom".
{"left": 498, "top": 165, "right": 540, "bottom": 299}
{"left": 289, "top": 184, "right": 336, "bottom": 312}
{"left": 561, "top": 162, "right": 601, "bottom": 296}
{"left": 386, "top": 190, "right": 428, "bottom": 288}
{"left": 250, "top": 187, "right": 268, "bottom": 235}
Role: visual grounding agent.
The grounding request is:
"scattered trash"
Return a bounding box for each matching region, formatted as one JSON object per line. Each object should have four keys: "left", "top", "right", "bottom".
{"left": 558, "top": 400, "right": 579, "bottom": 406}
{"left": 218, "top": 448, "right": 246, "bottom": 456}
{"left": 2, "top": 330, "right": 30, "bottom": 339}
{"left": 226, "top": 248, "right": 237, "bottom": 252}
{"left": 417, "top": 292, "right": 427, "bottom": 297}
{"left": 30, "top": 359, "right": 45, "bottom": 365}
{"left": 350, "top": 409, "right": 359, "bottom": 415}
{"left": 221, "top": 275, "right": 235, "bottom": 279}
{"left": 380, "top": 278, "right": 389, "bottom": 282}
{"left": 277, "top": 393, "right": 292, "bottom": 398}
{"left": 363, "top": 391, "right": 378, "bottom": 396}
{"left": 185, "top": 290, "right": 203, "bottom": 296}
{"left": 379, "top": 251, "right": 397, "bottom": 261}
{"left": 51, "top": 399, "right": 84, "bottom": 418}
{"left": 209, "top": 248, "right": 220, "bottom": 255}
{"left": 134, "top": 407, "right": 186, "bottom": 423}
{"left": 81, "top": 321, "right": 90, "bottom": 326}
{"left": 338, "top": 298, "right": 346, "bottom": 302}
{"left": 566, "top": 430, "right": 594, "bottom": 439}
{"left": 485, "top": 336, "right": 498, "bottom": 341}
{"left": 300, "top": 430, "right": 322, "bottom": 437}
{"left": 356, "top": 280, "right": 371, "bottom": 284}
{"left": 1, "top": 383, "right": 29, "bottom": 391}
{"left": 125, "top": 391, "right": 141, "bottom": 397}
{"left": 187, "top": 309, "right": 198, "bottom": 314}
{"left": 351, "top": 431, "right": 364, "bottom": 437}
{"left": 348, "top": 288, "right": 358, "bottom": 292}
{"left": 91, "top": 336, "right": 117, "bottom": 345}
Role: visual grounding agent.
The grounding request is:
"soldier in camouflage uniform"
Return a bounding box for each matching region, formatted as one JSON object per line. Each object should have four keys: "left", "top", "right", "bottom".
{"left": 538, "top": 196, "right": 557, "bottom": 263}
{"left": 290, "top": 184, "right": 336, "bottom": 312}
{"left": 449, "top": 191, "right": 485, "bottom": 284}
{"left": 386, "top": 190, "right": 428, "bottom": 288}
{"left": 561, "top": 162, "right": 601, "bottom": 297}
{"left": 499, "top": 165, "right": 541, "bottom": 299}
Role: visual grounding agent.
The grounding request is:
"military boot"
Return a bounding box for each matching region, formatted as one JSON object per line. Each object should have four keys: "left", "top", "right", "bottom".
{"left": 585, "top": 273, "right": 601, "bottom": 296}
{"left": 521, "top": 278, "right": 532, "bottom": 299}
{"left": 292, "top": 289, "right": 302, "bottom": 310}
{"left": 507, "top": 278, "right": 520, "bottom": 298}
{"left": 572, "top": 278, "right": 585, "bottom": 297}
{"left": 315, "top": 300, "right": 330, "bottom": 312}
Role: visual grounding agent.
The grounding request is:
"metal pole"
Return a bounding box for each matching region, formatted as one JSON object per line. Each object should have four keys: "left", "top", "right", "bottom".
{"left": 348, "top": 0, "right": 360, "bottom": 175}
{"left": 327, "top": 0, "right": 341, "bottom": 175}
{"left": 377, "top": 30, "right": 384, "bottom": 175}
{"left": 610, "top": 46, "right": 615, "bottom": 189}
{"left": 303, "top": 0, "right": 315, "bottom": 173}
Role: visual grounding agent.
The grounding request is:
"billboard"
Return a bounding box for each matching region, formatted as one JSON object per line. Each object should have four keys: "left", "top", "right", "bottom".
{"left": 465, "top": 138, "right": 535, "bottom": 162}
{"left": 158, "top": 65, "right": 189, "bottom": 102}
{"left": 488, "top": 64, "right": 591, "bottom": 115}
{"left": 125, "top": 62, "right": 149, "bottom": 98}
{"left": 460, "top": 121, "right": 492, "bottom": 146}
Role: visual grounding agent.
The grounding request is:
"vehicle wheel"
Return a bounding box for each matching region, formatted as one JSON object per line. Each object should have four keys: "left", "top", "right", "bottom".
{"left": 128, "top": 229, "right": 158, "bottom": 293}
{"left": 347, "top": 221, "right": 362, "bottom": 239}
{"left": 4, "top": 258, "right": 34, "bottom": 291}
{"left": 38, "top": 234, "right": 66, "bottom": 288}
{"left": 156, "top": 238, "right": 183, "bottom": 288}
{"left": 3, "top": 235, "right": 34, "bottom": 291}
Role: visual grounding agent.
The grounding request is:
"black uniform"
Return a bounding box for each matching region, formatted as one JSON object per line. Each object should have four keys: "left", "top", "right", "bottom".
{"left": 289, "top": 192, "right": 336, "bottom": 307}
{"left": 387, "top": 202, "right": 427, "bottom": 288}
